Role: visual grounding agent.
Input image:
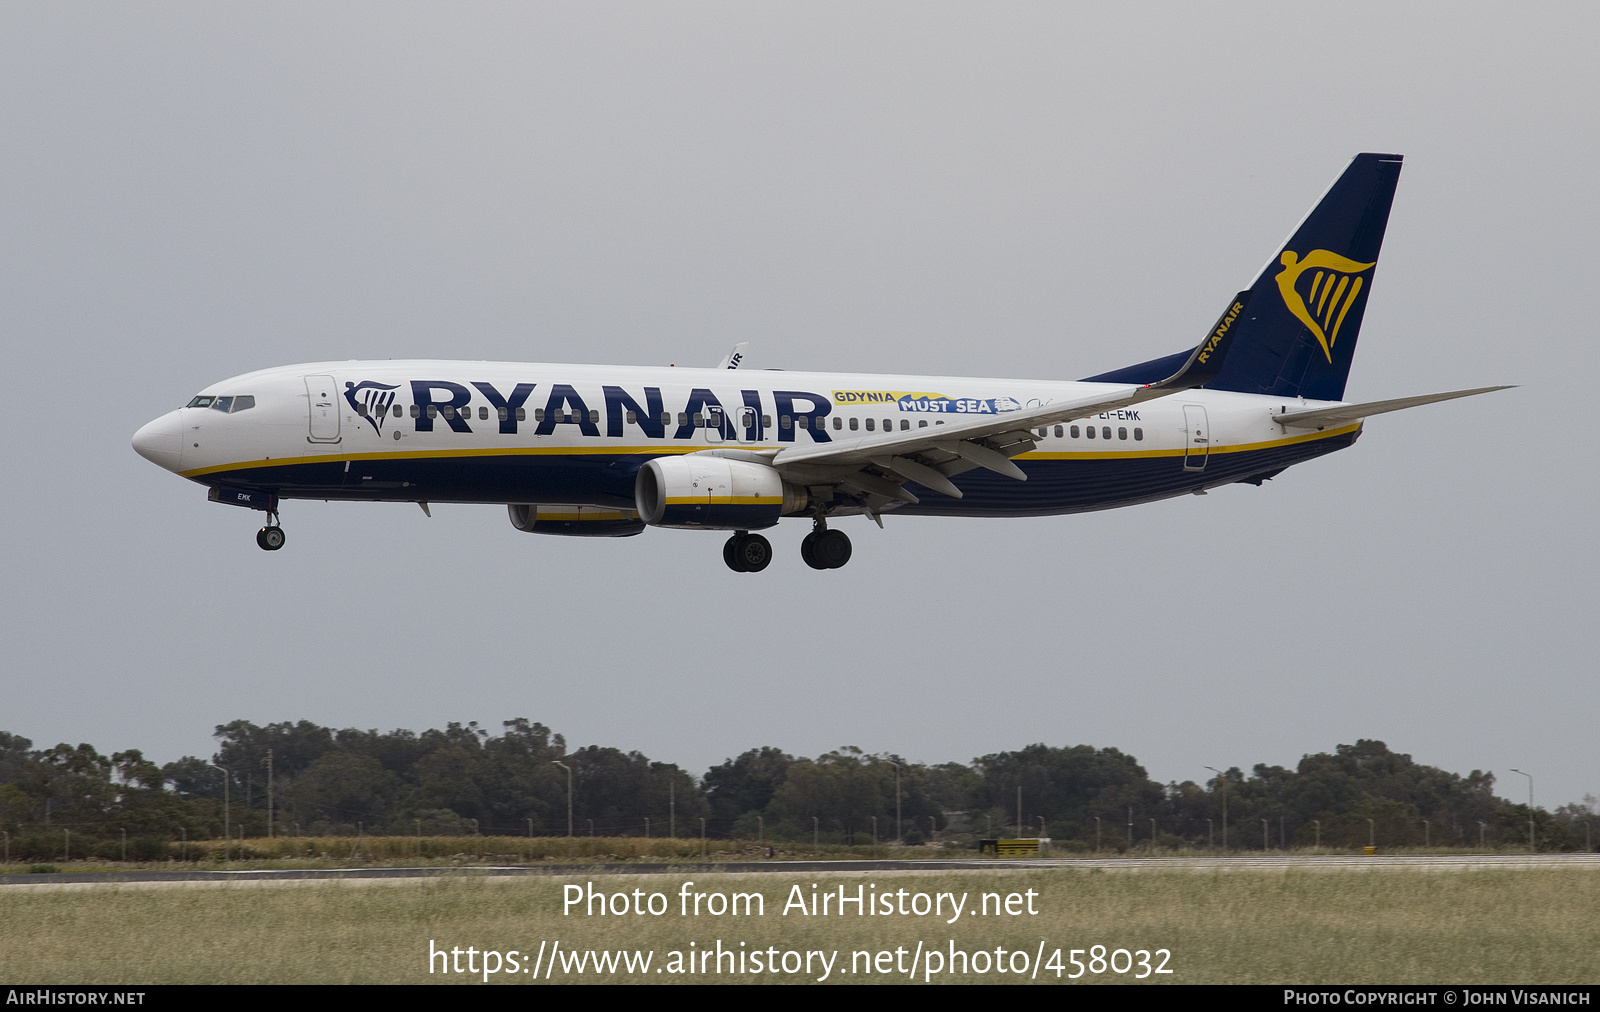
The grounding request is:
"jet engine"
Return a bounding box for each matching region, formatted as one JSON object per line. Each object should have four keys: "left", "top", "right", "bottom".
{"left": 507, "top": 504, "right": 646, "bottom": 537}
{"left": 634, "top": 455, "right": 808, "bottom": 530}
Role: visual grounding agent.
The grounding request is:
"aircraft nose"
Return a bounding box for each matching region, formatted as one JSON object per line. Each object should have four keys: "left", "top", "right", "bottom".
{"left": 132, "top": 410, "right": 184, "bottom": 471}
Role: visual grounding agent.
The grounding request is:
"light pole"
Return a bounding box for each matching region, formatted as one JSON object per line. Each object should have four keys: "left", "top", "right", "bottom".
{"left": 1478, "top": 820, "right": 1487, "bottom": 848}
{"left": 888, "top": 761, "right": 901, "bottom": 843}
{"left": 211, "top": 764, "right": 230, "bottom": 864}
{"left": 1510, "top": 769, "right": 1535, "bottom": 851}
{"left": 1206, "top": 767, "right": 1228, "bottom": 849}
{"left": 553, "top": 761, "right": 572, "bottom": 857}
{"left": 670, "top": 777, "right": 676, "bottom": 839}
{"left": 1150, "top": 819, "right": 1156, "bottom": 849}
{"left": 1423, "top": 819, "right": 1430, "bottom": 848}
{"left": 1095, "top": 816, "right": 1101, "bottom": 852}
{"left": 1262, "top": 819, "right": 1269, "bottom": 851}
{"left": 756, "top": 816, "right": 762, "bottom": 843}
{"left": 1314, "top": 819, "right": 1320, "bottom": 848}
{"left": 813, "top": 816, "right": 818, "bottom": 849}
{"left": 1367, "top": 818, "right": 1375, "bottom": 849}
{"left": 871, "top": 816, "right": 877, "bottom": 844}
{"left": 1207, "top": 818, "right": 1214, "bottom": 848}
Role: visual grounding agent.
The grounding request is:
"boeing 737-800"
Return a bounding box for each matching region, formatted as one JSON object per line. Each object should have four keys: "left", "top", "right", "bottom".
{"left": 132, "top": 153, "right": 1506, "bottom": 571}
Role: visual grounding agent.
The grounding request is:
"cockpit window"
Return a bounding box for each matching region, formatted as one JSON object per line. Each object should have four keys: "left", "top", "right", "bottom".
{"left": 189, "top": 394, "right": 255, "bottom": 412}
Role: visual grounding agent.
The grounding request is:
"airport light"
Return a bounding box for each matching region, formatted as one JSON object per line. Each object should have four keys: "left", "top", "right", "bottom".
{"left": 1206, "top": 767, "right": 1228, "bottom": 849}
{"left": 211, "top": 764, "right": 230, "bottom": 864}
{"left": 553, "top": 761, "right": 572, "bottom": 857}
{"left": 1510, "top": 769, "right": 1535, "bottom": 851}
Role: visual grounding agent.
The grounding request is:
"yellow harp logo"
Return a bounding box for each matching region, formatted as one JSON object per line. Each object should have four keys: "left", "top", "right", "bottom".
{"left": 1275, "top": 249, "right": 1375, "bottom": 362}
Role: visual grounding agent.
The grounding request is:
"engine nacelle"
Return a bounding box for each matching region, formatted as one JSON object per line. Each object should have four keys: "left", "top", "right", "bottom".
{"left": 635, "top": 455, "right": 807, "bottom": 530}
{"left": 508, "top": 504, "right": 646, "bottom": 538}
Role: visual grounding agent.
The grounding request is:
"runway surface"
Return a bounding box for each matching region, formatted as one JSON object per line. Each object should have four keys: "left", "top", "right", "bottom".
{"left": 3, "top": 853, "right": 1598, "bottom": 886}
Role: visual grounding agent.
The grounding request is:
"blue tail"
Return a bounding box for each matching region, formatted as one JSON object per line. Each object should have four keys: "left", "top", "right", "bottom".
{"left": 1086, "top": 153, "right": 1403, "bottom": 402}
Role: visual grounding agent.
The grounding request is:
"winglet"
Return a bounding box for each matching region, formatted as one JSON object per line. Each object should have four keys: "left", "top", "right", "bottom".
{"left": 1146, "top": 292, "right": 1249, "bottom": 392}
{"left": 715, "top": 342, "right": 750, "bottom": 370}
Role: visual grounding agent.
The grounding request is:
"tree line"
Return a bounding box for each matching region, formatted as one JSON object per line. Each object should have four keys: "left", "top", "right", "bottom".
{"left": 0, "top": 720, "right": 1593, "bottom": 861}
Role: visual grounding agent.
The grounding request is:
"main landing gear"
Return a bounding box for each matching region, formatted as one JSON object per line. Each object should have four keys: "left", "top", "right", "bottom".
{"left": 723, "top": 531, "right": 772, "bottom": 572}
{"left": 800, "top": 518, "right": 851, "bottom": 570}
{"left": 256, "top": 512, "right": 286, "bottom": 552}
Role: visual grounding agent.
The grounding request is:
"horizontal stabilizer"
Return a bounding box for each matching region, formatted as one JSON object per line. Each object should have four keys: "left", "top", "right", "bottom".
{"left": 1274, "top": 386, "right": 1514, "bottom": 429}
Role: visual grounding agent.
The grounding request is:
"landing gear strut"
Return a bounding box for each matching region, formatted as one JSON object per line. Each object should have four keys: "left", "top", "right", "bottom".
{"left": 800, "top": 517, "right": 851, "bottom": 570}
{"left": 256, "top": 512, "right": 286, "bottom": 551}
{"left": 723, "top": 531, "right": 772, "bottom": 572}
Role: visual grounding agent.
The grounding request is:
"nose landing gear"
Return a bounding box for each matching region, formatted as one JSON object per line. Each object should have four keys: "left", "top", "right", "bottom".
{"left": 800, "top": 517, "right": 851, "bottom": 570}
{"left": 723, "top": 531, "right": 772, "bottom": 572}
{"left": 256, "top": 512, "right": 286, "bottom": 551}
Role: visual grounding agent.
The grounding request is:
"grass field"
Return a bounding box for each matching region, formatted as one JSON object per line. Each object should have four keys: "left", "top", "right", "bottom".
{"left": 4, "top": 865, "right": 1598, "bottom": 984}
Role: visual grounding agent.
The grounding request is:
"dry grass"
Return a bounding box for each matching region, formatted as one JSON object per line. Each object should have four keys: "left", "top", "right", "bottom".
{"left": 3, "top": 867, "right": 1596, "bottom": 984}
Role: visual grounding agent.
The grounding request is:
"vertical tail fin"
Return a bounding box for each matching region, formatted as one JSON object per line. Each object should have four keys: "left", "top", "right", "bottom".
{"left": 1086, "top": 153, "right": 1403, "bottom": 402}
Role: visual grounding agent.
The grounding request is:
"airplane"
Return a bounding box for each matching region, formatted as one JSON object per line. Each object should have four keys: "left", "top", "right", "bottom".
{"left": 132, "top": 152, "right": 1507, "bottom": 572}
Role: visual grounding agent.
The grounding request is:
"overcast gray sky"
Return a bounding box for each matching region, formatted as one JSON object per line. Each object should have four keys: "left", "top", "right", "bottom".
{"left": 3, "top": 3, "right": 1595, "bottom": 808}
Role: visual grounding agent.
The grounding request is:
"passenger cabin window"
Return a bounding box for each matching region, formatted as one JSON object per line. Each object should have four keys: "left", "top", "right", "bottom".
{"left": 1118, "top": 427, "right": 1127, "bottom": 440}
{"left": 516, "top": 407, "right": 526, "bottom": 421}
{"left": 883, "top": 419, "right": 891, "bottom": 431}
{"left": 626, "top": 410, "right": 638, "bottom": 424}
{"left": 832, "top": 417, "right": 842, "bottom": 430}
{"left": 1070, "top": 425, "right": 1079, "bottom": 438}
{"left": 865, "top": 418, "right": 875, "bottom": 431}
{"left": 1054, "top": 425, "right": 1063, "bottom": 438}
{"left": 1133, "top": 427, "right": 1143, "bottom": 441}
{"left": 918, "top": 419, "right": 928, "bottom": 428}
{"left": 797, "top": 416, "right": 809, "bottom": 429}
{"left": 662, "top": 412, "right": 673, "bottom": 426}
{"left": 900, "top": 419, "right": 909, "bottom": 431}
{"left": 1085, "top": 425, "right": 1095, "bottom": 439}
{"left": 410, "top": 404, "right": 420, "bottom": 418}
{"left": 763, "top": 415, "right": 773, "bottom": 428}
{"left": 848, "top": 417, "right": 859, "bottom": 431}
{"left": 1101, "top": 426, "right": 1111, "bottom": 439}
{"left": 535, "top": 408, "right": 546, "bottom": 421}
{"left": 779, "top": 415, "right": 791, "bottom": 429}
{"left": 427, "top": 405, "right": 438, "bottom": 419}
{"left": 479, "top": 407, "right": 489, "bottom": 421}
{"left": 500, "top": 407, "right": 510, "bottom": 421}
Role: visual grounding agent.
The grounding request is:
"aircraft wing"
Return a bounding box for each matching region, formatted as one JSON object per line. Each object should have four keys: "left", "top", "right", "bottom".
{"left": 1273, "top": 386, "right": 1514, "bottom": 430}
{"left": 768, "top": 294, "right": 1248, "bottom": 504}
